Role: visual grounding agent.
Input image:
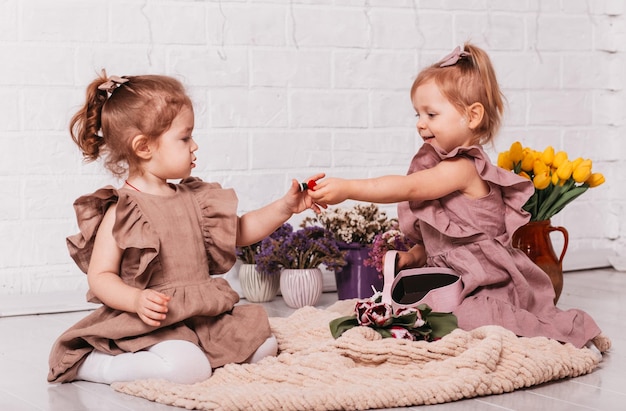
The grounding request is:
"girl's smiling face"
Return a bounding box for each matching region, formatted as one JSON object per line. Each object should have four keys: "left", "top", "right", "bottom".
{"left": 411, "top": 80, "right": 476, "bottom": 153}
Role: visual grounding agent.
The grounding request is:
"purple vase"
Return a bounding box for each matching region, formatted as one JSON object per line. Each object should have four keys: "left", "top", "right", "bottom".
{"left": 335, "top": 244, "right": 383, "bottom": 300}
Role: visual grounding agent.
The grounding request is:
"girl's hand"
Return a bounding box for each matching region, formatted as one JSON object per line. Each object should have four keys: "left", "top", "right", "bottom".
{"left": 396, "top": 244, "right": 427, "bottom": 271}
{"left": 134, "top": 289, "right": 171, "bottom": 327}
{"left": 285, "top": 173, "right": 327, "bottom": 214}
{"left": 306, "top": 177, "right": 350, "bottom": 205}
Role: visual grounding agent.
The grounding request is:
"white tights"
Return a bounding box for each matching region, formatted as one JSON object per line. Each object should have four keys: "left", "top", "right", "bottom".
{"left": 76, "top": 335, "right": 278, "bottom": 385}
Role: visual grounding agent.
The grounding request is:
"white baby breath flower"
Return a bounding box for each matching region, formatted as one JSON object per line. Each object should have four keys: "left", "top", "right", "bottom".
{"left": 301, "top": 203, "right": 396, "bottom": 246}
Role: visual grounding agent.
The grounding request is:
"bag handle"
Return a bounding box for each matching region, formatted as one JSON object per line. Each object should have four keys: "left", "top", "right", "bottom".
{"left": 381, "top": 250, "right": 399, "bottom": 305}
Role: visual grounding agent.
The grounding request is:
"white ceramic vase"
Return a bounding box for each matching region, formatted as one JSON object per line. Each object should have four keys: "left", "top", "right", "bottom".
{"left": 279, "top": 268, "right": 323, "bottom": 308}
{"left": 239, "top": 264, "right": 280, "bottom": 303}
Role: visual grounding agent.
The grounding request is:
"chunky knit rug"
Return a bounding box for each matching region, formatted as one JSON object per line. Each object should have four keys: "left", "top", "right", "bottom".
{"left": 112, "top": 301, "right": 600, "bottom": 410}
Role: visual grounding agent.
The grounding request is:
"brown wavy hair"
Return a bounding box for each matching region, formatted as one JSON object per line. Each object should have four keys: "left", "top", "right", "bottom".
{"left": 411, "top": 43, "right": 505, "bottom": 145}
{"left": 69, "top": 71, "right": 192, "bottom": 177}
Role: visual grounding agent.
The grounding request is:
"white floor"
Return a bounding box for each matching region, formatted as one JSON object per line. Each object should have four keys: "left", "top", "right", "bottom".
{"left": 1, "top": 267, "right": 625, "bottom": 411}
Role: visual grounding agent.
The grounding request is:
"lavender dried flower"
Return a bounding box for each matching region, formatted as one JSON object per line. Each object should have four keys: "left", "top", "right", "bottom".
{"left": 236, "top": 223, "right": 293, "bottom": 265}
{"left": 255, "top": 223, "right": 347, "bottom": 275}
{"left": 364, "top": 228, "right": 417, "bottom": 273}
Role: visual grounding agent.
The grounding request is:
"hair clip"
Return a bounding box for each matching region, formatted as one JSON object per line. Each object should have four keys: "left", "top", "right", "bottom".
{"left": 299, "top": 180, "right": 317, "bottom": 192}
{"left": 438, "top": 45, "right": 471, "bottom": 68}
{"left": 98, "top": 72, "right": 129, "bottom": 95}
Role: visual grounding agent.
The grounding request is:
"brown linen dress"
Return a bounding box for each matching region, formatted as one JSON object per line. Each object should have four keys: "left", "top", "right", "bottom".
{"left": 48, "top": 178, "right": 272, "bottom": 383}
{"left": 398, "top": 144, "right": 602, "bottom": 348}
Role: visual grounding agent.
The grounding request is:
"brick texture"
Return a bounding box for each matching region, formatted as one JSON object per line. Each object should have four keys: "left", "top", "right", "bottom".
{"left": 0, "top": 0, "right": 624, "bottom": 294}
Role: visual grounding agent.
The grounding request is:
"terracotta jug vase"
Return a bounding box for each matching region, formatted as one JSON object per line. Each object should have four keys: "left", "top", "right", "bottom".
{"left": 511, "top": 220, "right": 568, "bottom": 304}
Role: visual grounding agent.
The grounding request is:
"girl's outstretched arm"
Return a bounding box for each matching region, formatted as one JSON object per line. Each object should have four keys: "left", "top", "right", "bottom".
{"left": 309, "top": 157, "right": 486, "bottom": 205}
{"left": 87, "top": 204, "right": 171, "bottom": 327}
{"left": 236, "top": 173, "right": 326, "bottom": 246}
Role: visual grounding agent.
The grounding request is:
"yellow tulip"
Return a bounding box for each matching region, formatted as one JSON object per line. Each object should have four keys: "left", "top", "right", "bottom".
{"left": 533, "top": 171, "right": 551, "bottom": 190}
{"left": 572, "top": 160, "right": 591, "bottom": 183}
{"left": 533, "top": 159, "right": 549, "bottom": 176}
{"left": 586, "top": 172, "right": 605, "bottom": 188}
{"left": 509, "top": 141, "right": 524, "bottom": 164}
{"left": 497, "top": 143, "right": 603, "bottom": 221}
{"left": 556, "top": 161, "right": 573, "bottom": 181}
{"left": 497, "top": 151, "right": 513, "bottom": 170}
{"left": 520, "top": 150, "right": 535, "bottom": 172}
{"left": 552, "top": 151, "right": 568, "bottom": 169}
{"left": 541, "top": 146, "right": 555, "bottom": 166}
{"left": 571, "top": 157, "right": 584, "bottom": 170}
{"left": 551, "top": 172, "right": 560, "bottom": 185}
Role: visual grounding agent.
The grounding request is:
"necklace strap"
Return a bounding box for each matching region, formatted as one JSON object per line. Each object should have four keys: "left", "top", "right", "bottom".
{"left": 125, "top": 180, "right": 141, "bottom": 192}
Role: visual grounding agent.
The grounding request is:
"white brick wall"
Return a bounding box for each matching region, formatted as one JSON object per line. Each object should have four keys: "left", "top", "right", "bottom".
{"left": 1, "top": 0, "right": 624, "bottom": 295}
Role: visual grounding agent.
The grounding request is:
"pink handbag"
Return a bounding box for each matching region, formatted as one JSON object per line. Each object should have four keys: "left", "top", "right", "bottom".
{"left": 381, "top": 250, "right": 463, "bottom": 313}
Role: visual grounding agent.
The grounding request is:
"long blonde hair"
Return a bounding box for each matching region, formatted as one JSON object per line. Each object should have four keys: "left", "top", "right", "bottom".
{"left": 411, "top": 43, "right": 504, "bottom": 145}
{"left": 69, "top": 71, "right": 192, "bottom": 177}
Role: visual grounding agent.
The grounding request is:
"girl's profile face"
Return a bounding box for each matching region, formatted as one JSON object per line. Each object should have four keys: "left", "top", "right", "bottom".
{"left": 149, "top": 106, "right": 198, "bottom": 180}
{"left": 411, "top": 80, "right": 475, "bottom": 153}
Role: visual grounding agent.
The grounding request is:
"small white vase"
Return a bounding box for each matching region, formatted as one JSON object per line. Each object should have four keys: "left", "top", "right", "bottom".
{"left": 239, "top": 264, "right": 280, "bottom": 303}
{"left": 280, "top": 268, "right": 323, "bottom": 308}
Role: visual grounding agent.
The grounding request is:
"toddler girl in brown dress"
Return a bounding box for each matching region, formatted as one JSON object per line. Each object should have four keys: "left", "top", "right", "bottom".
{"left": 48, "top": 71, "right": 322, "bottom": 384}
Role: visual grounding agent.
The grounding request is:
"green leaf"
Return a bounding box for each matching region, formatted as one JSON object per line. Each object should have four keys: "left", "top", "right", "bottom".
{"left": 393, "top": 312, "right": 419, "bottom": 327}
{"left": 540, "top": 185, "right": 589, "bottom": 220}
{"left": 425, "top": 312, "right": 459, "bottom": 339}
{"left": 416, "top": 303, "right": 432, "bottom": 316}
{"left": 535, "top": 183, "right": 564, "bottom": 220}
{"left": 376, "top": 328, "right": 393, "bottom": 338}
{"left": 329, "top": 316, "right": 359, "bottom": 339}
{"left": 523, "top": 192, "right": 538, "bottom": 217}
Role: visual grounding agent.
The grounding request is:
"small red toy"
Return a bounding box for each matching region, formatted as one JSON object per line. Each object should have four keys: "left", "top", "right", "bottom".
{"left": 299, "top": 179, "right": 317, "bottom": 192}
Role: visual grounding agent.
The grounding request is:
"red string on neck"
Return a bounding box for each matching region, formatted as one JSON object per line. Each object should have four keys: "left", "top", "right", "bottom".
{"left": 125, "top": 180, "right": 141, "bottom": 192}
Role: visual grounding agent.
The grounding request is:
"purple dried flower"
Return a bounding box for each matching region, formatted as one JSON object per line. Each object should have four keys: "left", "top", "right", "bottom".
{"left": 255, "top": 223, "right": 347, "bottom": 275}
{"left": 364, "top": 229, "right": 416, "bottom": 273}
{"left": 237, "top": 223, "right": 296, "bottom": 266}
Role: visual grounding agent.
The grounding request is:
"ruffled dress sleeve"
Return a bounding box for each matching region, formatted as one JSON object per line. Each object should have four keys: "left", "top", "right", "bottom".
{"left": 398, "top": 144, "right": 534, "bottom": 245}
{"left": 66, "top": 187, "right": 161, "bottom": 303}
{"left": 66, "top": 187, "right": 118, "bottom": 275}
{"left": 180, "top": 177, "right": 239, "bottom": 275}
{"left": 113, "top": 192, "right": 160, "bottom": 291}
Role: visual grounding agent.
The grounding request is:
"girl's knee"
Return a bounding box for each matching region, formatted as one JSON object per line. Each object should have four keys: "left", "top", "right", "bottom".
{"left": 149, "top": 340, "right": 212, "bottom": 384}
{"left": 247, "top": 335, "right": 278, "bottom": 364}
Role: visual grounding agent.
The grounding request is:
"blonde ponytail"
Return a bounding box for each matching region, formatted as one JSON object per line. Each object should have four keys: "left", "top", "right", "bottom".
{"left": 69, "top": 73, "right": 109, "bottom": 162}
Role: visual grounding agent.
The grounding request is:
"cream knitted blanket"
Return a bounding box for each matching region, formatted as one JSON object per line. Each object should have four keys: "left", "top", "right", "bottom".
{"left": 112, "top": 301, "right": 600, "bottom": 410}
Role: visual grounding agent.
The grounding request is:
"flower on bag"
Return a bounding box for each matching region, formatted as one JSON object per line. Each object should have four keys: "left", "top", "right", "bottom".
{"left": 355, "top": 299, "right": 393, "bottom": 327}
{"left": 301, "top": 203, "right": 396, "bottom": 246}
{"left": 255, "top": 223, "right": 347, "bottom": 275}
{"left": 329, "top": 291, "right": 458, "bottom": 341}
{"left": 388, "top": 326, "right": 416, "bottom": 340}
{"left": 364, "top": 224, "right": 417, "bottom": 273}
{"left": 498, "top": 141, "right": 605, "bottom": 222}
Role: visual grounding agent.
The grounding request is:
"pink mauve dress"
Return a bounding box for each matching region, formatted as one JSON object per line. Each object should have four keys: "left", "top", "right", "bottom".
{"left": 48, "top": 177, "right": 271, "bottom": 383}
{"left": 397, "top": 144, "right": 602, "bottom": 348}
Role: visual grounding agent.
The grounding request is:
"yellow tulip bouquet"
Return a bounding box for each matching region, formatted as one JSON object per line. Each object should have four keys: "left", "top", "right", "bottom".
{"left": 497, "top": 141, "right": 605, "bottom": 222}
